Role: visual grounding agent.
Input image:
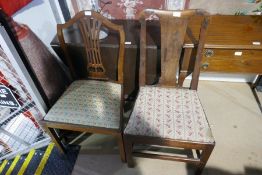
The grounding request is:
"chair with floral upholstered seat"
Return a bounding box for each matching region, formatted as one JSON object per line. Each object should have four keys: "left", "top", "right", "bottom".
{"left": 124, "top": 9, "right": 215, "bottom": 174}
{"left": 41, "top": 10, "right": 126, "bottom": 162}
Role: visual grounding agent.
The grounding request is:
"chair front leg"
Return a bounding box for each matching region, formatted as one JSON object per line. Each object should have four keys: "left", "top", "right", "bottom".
{"left": 117, "top": 133, "right": 126, "bottom": 162}
{"left": 43, "top": 124, "right": 66, "bottom": 154}
{"left": 124, "top": 136, "right": 134, "bottom": 167}
{"left": 195, "top": 144, "right": 215, "bottom": 175}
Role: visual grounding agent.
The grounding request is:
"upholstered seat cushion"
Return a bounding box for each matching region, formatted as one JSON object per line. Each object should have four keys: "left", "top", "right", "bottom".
{"left": 44, "top": 80, "right": 121, "bottom": 129}
{"left": 124, "top": 86, "right": 214, "bottom": 143}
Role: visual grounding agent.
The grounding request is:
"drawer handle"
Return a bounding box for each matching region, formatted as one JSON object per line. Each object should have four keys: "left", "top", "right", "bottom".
{"left": 204, "top": 49, "right": 214, "bottom": 57}
{"left": 202, "top": 63, "right": 209, "bottom": 70}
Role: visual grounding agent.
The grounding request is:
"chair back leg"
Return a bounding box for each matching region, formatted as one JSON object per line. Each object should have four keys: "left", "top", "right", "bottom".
{"left": 124, "top": 136, "right": 135, "bottom": 167}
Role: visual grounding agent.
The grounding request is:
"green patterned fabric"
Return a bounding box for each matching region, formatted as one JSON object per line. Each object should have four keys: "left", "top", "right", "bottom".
{"left": 44, "top": 80, "right": 122, "bottom": 129}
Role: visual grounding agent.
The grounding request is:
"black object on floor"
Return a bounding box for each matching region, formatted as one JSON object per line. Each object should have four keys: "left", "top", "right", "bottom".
{"left": 0, "top": 143, "right": 80, "bottom": 175}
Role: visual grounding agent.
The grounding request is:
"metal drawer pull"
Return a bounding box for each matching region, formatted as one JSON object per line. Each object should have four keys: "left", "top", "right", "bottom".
{"left": 202, "top": 63, "right": 209, "bottom": 70}
{"left": 204, "top": 49, "right": 214, "bottom": 57}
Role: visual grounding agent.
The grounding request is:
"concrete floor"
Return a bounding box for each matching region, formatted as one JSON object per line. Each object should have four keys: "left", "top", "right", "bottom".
{"left": 71, "top": 81, "right": 262, "bottom": 175}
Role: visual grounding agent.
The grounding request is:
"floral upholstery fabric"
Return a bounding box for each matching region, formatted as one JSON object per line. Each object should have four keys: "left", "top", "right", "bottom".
{"left": 124, "top": 86, "right": 214, "bottom": 143}
{"left": 44, "top": 80, "right": 121, "bottom": 129}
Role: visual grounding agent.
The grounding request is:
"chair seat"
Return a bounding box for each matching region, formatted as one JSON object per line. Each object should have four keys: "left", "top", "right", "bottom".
{"left": 124, "top": 86, "right": 214, "bottom": 143}
{"left": 44, "top": 80, "right": 121, "bottom": 129}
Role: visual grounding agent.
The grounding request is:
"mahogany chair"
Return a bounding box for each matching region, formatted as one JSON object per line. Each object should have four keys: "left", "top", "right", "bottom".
{"left": 124, "top": 9, "right": 215, "bottom": 174}
{"left": 41, "top": 10, "right": 126, "bottom": 162}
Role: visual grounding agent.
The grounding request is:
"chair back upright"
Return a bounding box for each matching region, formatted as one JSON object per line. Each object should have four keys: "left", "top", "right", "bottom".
{"left": 139, "top": 9, "right": 209, "bottom": 90}
{"left": 57, "top": 11, "right": 125, "bottom": 84}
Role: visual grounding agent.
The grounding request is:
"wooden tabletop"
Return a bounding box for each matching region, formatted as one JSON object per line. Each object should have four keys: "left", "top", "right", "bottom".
{"left": 51, "top": 15, "right": 262, "bottom": 50}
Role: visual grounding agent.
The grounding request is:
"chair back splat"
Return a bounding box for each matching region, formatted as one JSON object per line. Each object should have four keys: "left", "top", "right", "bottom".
{"left": 139, "top": 9, "right": 210, "bottom": 90}
{"left": 57, "top": 11, "right": 125, "bottom": 83}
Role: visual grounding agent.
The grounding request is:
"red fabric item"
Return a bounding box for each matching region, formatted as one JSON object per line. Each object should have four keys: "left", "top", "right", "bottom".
{"left": 0, "top": 0, "right": 32, "bottom": 16}
{"left": 0, "top": 9, "right": 29, "bottom": 39}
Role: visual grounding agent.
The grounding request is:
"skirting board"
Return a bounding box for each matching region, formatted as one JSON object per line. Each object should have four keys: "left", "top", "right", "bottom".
{"left": 186, "top": 73, "right": 257, "bottom": 83}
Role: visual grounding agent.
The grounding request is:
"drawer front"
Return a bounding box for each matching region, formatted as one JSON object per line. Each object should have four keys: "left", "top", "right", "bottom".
{"left": 201, "top": 49, "right": 262, "bottom": 74}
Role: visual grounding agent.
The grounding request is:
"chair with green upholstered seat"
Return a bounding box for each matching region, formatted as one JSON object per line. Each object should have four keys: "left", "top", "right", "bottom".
{"left": 41, "top": 10, "right": 126, "bottom": 162}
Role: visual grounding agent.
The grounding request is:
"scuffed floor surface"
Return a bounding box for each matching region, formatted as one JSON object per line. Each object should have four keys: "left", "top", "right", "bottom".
{"left": 72, "top": 81, "right": 262, "bottom": 175}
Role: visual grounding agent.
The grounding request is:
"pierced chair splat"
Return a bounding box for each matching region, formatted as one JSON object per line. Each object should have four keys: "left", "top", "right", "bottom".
{"left": 41, "top": 10, "right": 126, "bottom": 162}
{"left": 124, "top": 9, "right": 215, "bottom": 175}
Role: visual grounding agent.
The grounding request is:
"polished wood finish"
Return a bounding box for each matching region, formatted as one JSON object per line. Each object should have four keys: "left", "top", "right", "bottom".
{"left": 181, "top": 15, "right": 262, "bottom": 84}
{"left": 184, "top": 15, "right": 262, "bottom": 47}
{"left": 57, "top": 11, "right": 125, "bottom": 83}
{"left": 190, "top": 15, "right": 210, "bottom": 90}
{"left": 78, "top": 17, "right": 107, "bottom": 79}
{"left": 201, "top": 49, "right": 262, "bottom": 73}
{"left": 124, "top": 9, "right": 215, "bottom": 175}
{"left": 139, "top": 9, "right": 209, "bottom": 90}
{"left": 42, "top": 10, "right": 126, "bottom": 162}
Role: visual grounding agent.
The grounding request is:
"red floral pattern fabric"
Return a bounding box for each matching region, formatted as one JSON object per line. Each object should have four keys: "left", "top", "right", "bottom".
{"left": 101, "top": 0, "right": 188, "bottom": 19}
{"left": 124, "top": 86, "right": 214, "bottom": 143}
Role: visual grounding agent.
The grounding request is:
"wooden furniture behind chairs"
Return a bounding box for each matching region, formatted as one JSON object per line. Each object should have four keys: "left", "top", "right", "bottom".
{"left": 179, "top": 15, "right": 262, "bottom": 112}
{"left": 50, "top": 15, "right": 262, "bottom": 98}
{"left": 41, "top": 10, "right": 126, "bottom": 162}
{"left": 124, "top": 9, "right": 215, "bottom": 175}
{"left": 179, "top": 15, "right": 262, "bottom": 85}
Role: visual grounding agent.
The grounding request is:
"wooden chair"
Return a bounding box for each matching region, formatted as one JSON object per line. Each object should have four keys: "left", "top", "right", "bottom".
{"left": 124, "top": 9, "right": 215, "bottom": 174}
{"left": 41, "top": 10, "right": 126, "bottom": 162}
